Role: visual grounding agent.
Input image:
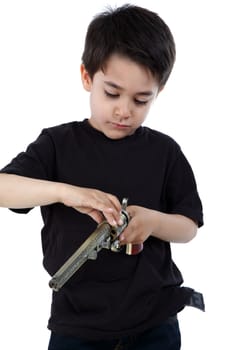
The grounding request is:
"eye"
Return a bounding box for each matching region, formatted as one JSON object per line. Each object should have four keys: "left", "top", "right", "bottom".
{"left": 134, "top": 99, "right": 148, "bottom": 106}
{"left": 104, "top": 91, "right": 119, "bottom": 98}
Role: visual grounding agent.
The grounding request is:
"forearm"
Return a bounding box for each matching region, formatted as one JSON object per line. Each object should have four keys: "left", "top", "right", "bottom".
{"left": 151, "top": 211, "right": 198, "bottom": 243}
{"left": 0, "top": 173, "right": 122, "bottom": 225}
{"left": 122, "top": 206, "right": 198, "bottom": 245}
{"left": 0, "top": 174, "right": 61, "bottom": 208}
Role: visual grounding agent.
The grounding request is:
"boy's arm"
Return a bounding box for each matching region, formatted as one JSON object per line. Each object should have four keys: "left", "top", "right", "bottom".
{"left": 0, "top": 173, "right": 122, "bottom": 225}
{"left": 149, "top": 211, "right": 197, "bottom": 243}
{"left": 119, "top": 206, "right": 198, "bottom": 244}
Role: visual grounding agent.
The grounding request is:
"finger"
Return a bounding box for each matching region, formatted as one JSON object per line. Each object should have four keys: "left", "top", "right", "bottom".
{"left": 89, "top": 197, "right": 122, "bottom": 225}
{"left": 73, "top": 206, "right": 104, "bottom": 223}
{"left": 106, "top": 194, "right": 126, "bottom": 225}
{"left": 74, "top": 189, "right": 123, "bottom": 225}
{"left": 119, "top": 234, "right": 143, "bottom": 245}
{"left": 119, "top": 224, "right": 142, "bottom": 244}
{"left": 84, "top": 204, "right": 119, "bottom": 226}
{"left": 102, "top": 211, "right": 118, "bottom": 226}
{"left": 87, "top": 210, "right": 105, "bottom": 224}
{"left": 106, "top": 194, "right": 122, "bottom": 212}
{"left": 74, "top": 205, "right": 117, "bottom": 226}
{"left": 84, "top": 195, "right": 117, "bottom": 214}
{"left": 88, "top": 209, "right": 118, "bottom": 227}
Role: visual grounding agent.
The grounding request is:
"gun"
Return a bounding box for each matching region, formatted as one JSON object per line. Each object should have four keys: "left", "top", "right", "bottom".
{"left": 49, "top": 198, "right": 143, "bottom": 292}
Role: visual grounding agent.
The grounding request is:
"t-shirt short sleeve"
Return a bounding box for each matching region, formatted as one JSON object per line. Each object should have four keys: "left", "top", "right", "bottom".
{"left": 1, "top": 129, "right": 55, "bottom": 180}
{"left": 0, "top": 129, "right": 56, "bottom": 213}
{"left": 164, "top": 148, "right": 203, "bottom": 227}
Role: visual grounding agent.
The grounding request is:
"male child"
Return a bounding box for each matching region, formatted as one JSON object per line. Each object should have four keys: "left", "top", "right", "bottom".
{"left": 0, "top": 4, "right": 204, "bottom": 350}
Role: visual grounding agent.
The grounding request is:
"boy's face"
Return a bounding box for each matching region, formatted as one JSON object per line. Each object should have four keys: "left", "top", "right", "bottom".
{"left": 81, "top": 54, "right": 161, "bottom": 140}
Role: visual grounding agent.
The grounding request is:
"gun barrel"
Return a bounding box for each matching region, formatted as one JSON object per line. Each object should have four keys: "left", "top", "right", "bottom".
{"left": 49, "top": 222, "right": 111, "bottom": 291}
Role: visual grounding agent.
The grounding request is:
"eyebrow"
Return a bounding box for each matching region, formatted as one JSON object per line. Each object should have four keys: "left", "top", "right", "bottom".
{"left": 104, "top": 80, "right": 154, "bottom": 96}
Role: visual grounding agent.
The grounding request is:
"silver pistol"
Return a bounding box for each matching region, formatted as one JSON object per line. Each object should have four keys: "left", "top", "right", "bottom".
{"left": 49, "top": 198, "right": 143, "bottom": 292}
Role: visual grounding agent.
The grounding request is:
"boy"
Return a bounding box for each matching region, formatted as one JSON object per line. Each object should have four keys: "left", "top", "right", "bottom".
{"left": 0, "top": 4, "right": 204, "bottom": 350}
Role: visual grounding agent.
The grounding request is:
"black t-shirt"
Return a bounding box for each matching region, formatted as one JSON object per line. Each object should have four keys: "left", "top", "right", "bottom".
{"left": 1, "top": 119, "right": 203, "bottom": 339}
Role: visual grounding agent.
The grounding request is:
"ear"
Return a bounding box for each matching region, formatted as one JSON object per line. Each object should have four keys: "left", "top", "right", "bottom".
{"left": 80, "top": 64, "right": 92, "bottom": 91}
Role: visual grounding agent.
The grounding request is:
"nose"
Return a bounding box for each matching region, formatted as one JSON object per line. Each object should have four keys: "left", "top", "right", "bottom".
{"left": 115, "top": 98, "right": 131, "bottom": 119}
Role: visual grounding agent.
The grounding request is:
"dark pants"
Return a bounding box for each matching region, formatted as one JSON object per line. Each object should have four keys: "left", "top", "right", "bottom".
{"left": 48, "top": 317, "right": 181, "bottom": 350}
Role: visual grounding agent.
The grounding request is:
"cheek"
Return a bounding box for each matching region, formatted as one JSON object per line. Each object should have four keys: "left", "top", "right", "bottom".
{"left": 135, "top": 105, "right": 151, "bottom": 121}
{"left": 142, "top": 101, "right": 154, "bottom": 117}
{"left": 90, "top": 94, "right": 100, "bottom": 114}
{"left": 90, "top": 93, "right": 110, "bottom": 118}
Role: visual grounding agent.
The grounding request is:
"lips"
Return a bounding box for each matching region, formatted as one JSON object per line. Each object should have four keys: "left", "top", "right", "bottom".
{"left": 111, "top": 122, "right": 130, "bottom": 129}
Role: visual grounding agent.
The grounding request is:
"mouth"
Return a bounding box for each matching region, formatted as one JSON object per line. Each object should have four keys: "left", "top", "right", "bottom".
{"left": 111, "top": 122, "right": 130, "bottom": 129}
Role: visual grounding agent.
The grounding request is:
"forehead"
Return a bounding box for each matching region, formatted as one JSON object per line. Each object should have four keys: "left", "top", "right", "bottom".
{"left": 98, "top": 54, "right": 159, "bottom": 92}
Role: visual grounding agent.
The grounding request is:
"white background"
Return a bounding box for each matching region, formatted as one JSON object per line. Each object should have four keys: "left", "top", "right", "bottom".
{"left": 0, "top": 0, "right": 232, "bottom": 349}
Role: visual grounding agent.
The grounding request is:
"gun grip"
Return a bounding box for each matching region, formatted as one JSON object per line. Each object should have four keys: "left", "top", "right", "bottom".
{"left": 126, "top": 243, "right": 143, "bottom": 255}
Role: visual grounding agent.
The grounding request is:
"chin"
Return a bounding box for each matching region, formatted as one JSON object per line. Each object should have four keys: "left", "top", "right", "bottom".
{"left": 105, "top": 133, "right": 125, "bottom": 140}
{"left": 104, "top": 129, "right": 133, "bottom": 140}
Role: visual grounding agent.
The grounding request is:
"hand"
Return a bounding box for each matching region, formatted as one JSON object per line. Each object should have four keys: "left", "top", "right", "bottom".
{"left": 119, "top": 205, "right": 156, "bottom": 245}
{"left": 120, "top": 205, "right": 198, "bottom": 244}
{"left": 60, "top": 184, "right": 122, "bottom": 225}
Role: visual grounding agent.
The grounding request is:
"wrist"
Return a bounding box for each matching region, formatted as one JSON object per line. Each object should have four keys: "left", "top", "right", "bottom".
{"left": 56, "top": 182, "right": 70, "bottom": 204}
{"left": 149, "top": 209, "right": 162, "bottom": 237}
